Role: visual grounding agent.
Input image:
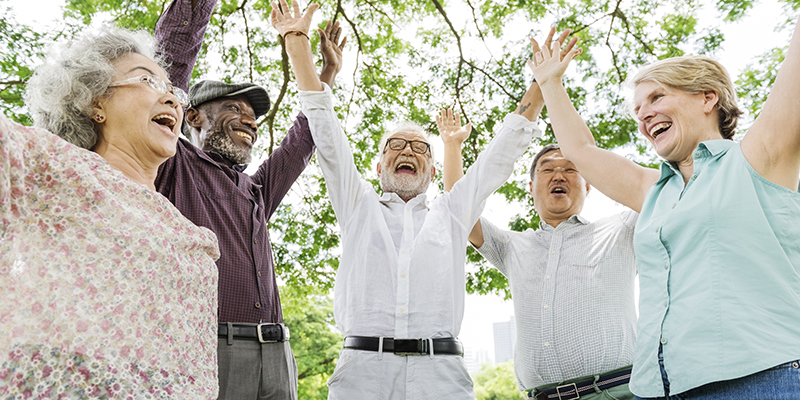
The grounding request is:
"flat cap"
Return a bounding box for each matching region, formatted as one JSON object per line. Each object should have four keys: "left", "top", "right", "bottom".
{"left": 183, "top": 80, "right": 271, "bottom": 137}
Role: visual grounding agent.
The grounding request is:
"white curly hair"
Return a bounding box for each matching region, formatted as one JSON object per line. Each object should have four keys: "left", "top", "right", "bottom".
{"left": 24, "top": 26, "right": 165, "bottom": 150}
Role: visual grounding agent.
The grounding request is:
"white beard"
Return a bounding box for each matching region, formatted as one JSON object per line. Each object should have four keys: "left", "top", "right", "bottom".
{"left": 380, "top": 162, "right": 431, "bottom": 201}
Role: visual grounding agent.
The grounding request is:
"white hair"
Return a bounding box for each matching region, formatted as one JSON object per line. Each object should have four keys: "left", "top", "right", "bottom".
{"left": 377, "top": 120, "right": 435, "bottom": 163}
{"left": 24, "top": 26, "right": 164, "bottom": 150}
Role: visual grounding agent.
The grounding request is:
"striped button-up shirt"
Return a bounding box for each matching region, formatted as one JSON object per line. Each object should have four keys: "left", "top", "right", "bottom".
{"left": 477, "top": 211, "right": 638, "bottom": 390}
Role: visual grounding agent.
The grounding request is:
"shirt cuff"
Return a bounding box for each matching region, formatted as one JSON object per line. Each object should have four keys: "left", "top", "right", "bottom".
{"left": 503, "top": 113, "right": 542, "bottom": 138}
{"left": 298, "top": 83, "right": 333, "bottom": 110}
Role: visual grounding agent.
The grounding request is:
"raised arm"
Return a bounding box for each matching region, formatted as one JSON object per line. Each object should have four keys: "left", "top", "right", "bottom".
{"left": 318, "top": 20, "right": 347, "bottom": 87}
{"left": 740, "top": 15, "right": 800, "bottom": 191}
{"left": 531, "top": 29, "right": 659, "bottom": 212}
{"left": 438, "top": 109, "right": 472, "bottom": 191}
{"left": 271, "top": 0, "right": 323, "bottom": 92}
{"left": 155, "top": 0, "right": 218, "bottom": 92}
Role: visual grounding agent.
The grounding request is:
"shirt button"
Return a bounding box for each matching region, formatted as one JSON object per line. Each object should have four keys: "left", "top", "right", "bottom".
{"left": 671, "top": 203, "right": 676, "bottom": 209}
{"left": 257, "top": 271, "right": 262, "bottom": 277}
{"left": 405, "top": 227, "right": 410, "bottom": 232}
{"left": 655, "top": 227, "right": 660, "bottom": 234}
{"left": 401, "top": 250, "right": 407, "bottom": 254}
{"left": 691, "top": 174, "right": 698, "bottom": 180}
{"left": 254, "top": 238, "right": 257, "bottom": 244}
{"left": 555, "top": 232, "right": 560, "bottom": 236}
{"left": 664, "top": 300, "right": 668, "bottom": 307}
{"left": 551, "top": 250, "right": 556, "bottom": 255}
{"left": 544, "top": 342, "right": 550, "bottom": 347}
{"left": 183, "top": 20, "right": 189, "bottom": 26}
{"left": 254, "top": 302, "right": 261, "bottom": 309}
{"left": 400, "top": 308, "right": 405, "bottom": 312}
{"left": 546, "top": 275, "right": 551, "bottom": 280}
{"left": 401, "top": 274, "right": 406, "bottom": 278}
{"left": 660, "top": 337, "right": 668, "bottom": 345}
{"left": 664, "top": 262, "right": 669, "bottom": 270}
{"left": 543, "top": 305, "right": 549, "bottom": 310}
{"left": 694, "top": 151, "right": 701, "bottom": 158}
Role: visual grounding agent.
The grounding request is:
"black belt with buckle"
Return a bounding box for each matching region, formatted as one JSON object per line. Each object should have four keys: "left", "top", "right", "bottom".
{"left": 218, "top": 323, "right": 289, "bottom": 343}
{"left": 528, "top": 366, "right": 632, "bottom": 400}
{"left": 343, "top": 336, "right": 463, "bottom": 356}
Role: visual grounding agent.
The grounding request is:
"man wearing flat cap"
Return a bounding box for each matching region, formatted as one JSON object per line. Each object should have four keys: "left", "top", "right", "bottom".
{"left": 153, "top": 0, "right": 346, "bottom": 398}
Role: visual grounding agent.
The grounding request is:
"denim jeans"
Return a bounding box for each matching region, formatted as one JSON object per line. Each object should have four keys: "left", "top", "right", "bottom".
{"left": 635, "top": 345, "right": 800, "bottom": 400}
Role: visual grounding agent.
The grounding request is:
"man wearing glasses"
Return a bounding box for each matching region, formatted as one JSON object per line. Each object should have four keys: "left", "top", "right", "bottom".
{"left": 271, "top": 0, "right": 543, "bottom": 397}
{"left": 152, "top": 0, "right": 345, "bottom": 398}
{"left": 462, "top": 143, "right": 638, "bottom": 400}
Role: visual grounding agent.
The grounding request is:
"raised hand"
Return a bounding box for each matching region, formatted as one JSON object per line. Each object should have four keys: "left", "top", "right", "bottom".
{"left": 270, "top": 0, "right": 319, "bottom": 38}
{"left": 319, "top": 20, "right": 347, "bottom": 75}
{"left": 527, "top": 27, "right": 582, "bottom": 86}
{"left": 437, "top": 108, "right": 472, "bottom": 146}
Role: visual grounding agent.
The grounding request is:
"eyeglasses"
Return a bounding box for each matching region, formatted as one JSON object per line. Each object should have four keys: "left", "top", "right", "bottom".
{"left": 536, "top": 167, "right": 578, "bottom": 177}
{"left": 109, "top": 74, "right": 189, "bottom": 106}
{"left": 384, "top": 138, "right": 431, "bottom": 155}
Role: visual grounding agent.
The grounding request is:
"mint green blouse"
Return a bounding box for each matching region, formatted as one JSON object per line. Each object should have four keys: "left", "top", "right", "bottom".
{"left": 631, "top": 140, "right": 800, "bottom": 397}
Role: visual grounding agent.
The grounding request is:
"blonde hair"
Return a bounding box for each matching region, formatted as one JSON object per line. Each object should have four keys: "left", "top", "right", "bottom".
{"left": 633, "top": 55, "right": 743, "bottom": 139}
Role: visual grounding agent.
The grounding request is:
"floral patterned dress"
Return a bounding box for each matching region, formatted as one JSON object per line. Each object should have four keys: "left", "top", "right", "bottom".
{"left": 0, "top": 115, "right": 220, "bottom": 399}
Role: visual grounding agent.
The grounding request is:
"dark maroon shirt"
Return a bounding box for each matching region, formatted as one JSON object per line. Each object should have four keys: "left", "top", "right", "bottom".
{"left": 155, "top": 0, "right": 216, "bottom": 92}
{"left": 155, "top": 116, "right": 314, "bottom": 323}
{"left": 155, "top": 0, "right": 315, "bottom": 324}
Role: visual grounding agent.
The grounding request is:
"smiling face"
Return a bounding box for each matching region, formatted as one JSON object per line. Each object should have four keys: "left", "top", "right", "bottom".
{"left": 96, "top": 52, "right": 183, "bottom": 163}
{"left": 190, "top": 95, "right": 258, "bottom": 165}
{"left": 633, "top": 81, "right": 721, "bottom": 164}
{"left": 530, "top": 150, "right": 590, "bottom": 227}
{"left": 376, "top": 131, "right": 435, "bottom": 202}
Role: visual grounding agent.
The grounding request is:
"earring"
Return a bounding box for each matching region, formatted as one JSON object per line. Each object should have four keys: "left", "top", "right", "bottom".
{"left": 94, "top": 114, "right": 106, "bottom": 123}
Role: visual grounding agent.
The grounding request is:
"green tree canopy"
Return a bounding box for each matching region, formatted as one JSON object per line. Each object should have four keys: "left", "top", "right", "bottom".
{"left": 1, "top": 1, "right": 797, "bottom": 393}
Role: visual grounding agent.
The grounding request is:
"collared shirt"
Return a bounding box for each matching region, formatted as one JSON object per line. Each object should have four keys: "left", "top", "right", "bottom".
{"left": 154, "top": 0, "right": 316, "bottom": 324}
{"left": 0, "top": 116, "right": 220, "bottom": 397}
{"left": 155, "top": 0, "right": 217, "bottom": 92}
{"left": 299, "top": 84, "right": 540, "bottom": 339}
{"left": 632, "top": 140, "right": 800, "bottom": 397}
{"left": 477, "top": 212, "right": 638, "bottom": 390}
{"left": 155, "top": 115, "right": 315, "bottom": 324}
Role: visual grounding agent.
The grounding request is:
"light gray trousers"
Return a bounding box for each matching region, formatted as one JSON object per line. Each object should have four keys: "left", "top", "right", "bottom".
{"left": 217, "top": 334, "right": 298, "bottom": 400}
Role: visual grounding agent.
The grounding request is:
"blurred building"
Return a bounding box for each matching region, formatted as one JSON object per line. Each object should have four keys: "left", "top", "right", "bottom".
{"left": 493, "top": 317, "right": 516, "bottom": 363}
{"left": 463, "top": 347, "right": 492, "bottom": 373}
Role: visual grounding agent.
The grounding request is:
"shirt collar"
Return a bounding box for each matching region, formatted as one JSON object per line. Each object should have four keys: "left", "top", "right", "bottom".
{"left": 379, "top": 191, "right": 429, "bottom": 208}
{"left": 205, "top": 150, "right": 248, "bottom": 172}
{"left": 538, "top": 214, "right": 589, "bottom": 230}
{"left": 657, "top": 139, "right": 735, "bottom": 183}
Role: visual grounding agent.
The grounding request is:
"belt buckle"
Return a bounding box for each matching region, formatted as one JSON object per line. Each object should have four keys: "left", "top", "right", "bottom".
{"left": 393, "top": 338, "right": 427, "bottom": 355}
{"left": 256, "top": 323, "right": 280, "bottom": 343}
{"left": 555, "top": 382, "right": 579, "bottom": 400}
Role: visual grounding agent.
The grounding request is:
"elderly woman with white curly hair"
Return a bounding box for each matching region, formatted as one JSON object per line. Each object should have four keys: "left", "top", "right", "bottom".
{"left": 0, "top": 26, "right": 220, "bottom": 398}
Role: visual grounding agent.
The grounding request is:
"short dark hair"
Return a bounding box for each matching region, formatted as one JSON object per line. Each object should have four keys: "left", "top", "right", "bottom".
{"left": 529, "top": 144, "right": 561, "bottom": 181}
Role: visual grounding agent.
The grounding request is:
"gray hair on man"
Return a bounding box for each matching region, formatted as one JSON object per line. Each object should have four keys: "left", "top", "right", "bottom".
{"left": 24, "top": 26, "right": 165, "bottom": 150}
{"left": 377, "top": 120, "right": 435, "bottom": 163}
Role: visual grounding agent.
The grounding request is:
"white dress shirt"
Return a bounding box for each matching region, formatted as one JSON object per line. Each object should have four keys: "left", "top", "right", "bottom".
{"left": 299, "top": 85, "right": 540, "bottom": 340}
{"left": 477, "top": 211, "right": 638, "bottom": 391}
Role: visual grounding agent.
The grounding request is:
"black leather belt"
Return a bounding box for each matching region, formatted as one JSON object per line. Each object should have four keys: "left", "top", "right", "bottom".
{"left": 343, "top": 336, "right": 463, "bottom": 356}
{"left": 218, "top": 323, "right": 289, "bottom": 343}
{"left": 528, "top": 366, "right": 632, "bottom": 400}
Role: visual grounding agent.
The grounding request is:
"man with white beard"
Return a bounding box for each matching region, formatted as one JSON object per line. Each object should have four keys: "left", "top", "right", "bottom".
{"left": 272, "top": 0, "right": 543, "bottom": 398}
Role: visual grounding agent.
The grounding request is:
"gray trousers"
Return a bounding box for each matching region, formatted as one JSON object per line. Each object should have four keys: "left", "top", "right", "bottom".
{"left": 217, "top": 334, "right": 298, "bottom": 400}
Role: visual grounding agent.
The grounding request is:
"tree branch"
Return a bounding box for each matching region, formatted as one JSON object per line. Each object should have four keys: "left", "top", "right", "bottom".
{"left": 261, "top": 34, "right": 291, "bottom": 155}
{"left": 362, "top": 0, "right": 396, "bottom": 26}
{"left": 238, "top": 0, "right": 255, "bottom": 83}
{"left": 431, "top": 0, "right": 520, "bottom": 104}
{"left": 605, "top": 0, "right": 625, "bottom": 84}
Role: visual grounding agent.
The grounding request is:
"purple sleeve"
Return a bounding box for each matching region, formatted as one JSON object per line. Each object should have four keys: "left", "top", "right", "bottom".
{"left": 155, "top": 0, "right": 218, "bottom": 92}
{"left": 254, "top": 113, "right": 316, "bottom": 219}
